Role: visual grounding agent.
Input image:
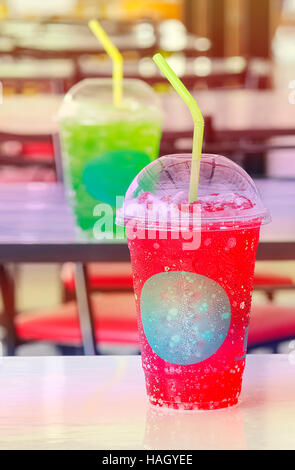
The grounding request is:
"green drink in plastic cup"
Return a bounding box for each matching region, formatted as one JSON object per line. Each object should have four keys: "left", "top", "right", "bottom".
{"left": 58, "top": 78, "right": 162, "bottom": 239}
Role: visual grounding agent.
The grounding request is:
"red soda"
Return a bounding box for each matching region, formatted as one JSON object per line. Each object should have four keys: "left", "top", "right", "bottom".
{"left": 127, "top": 200, "right": 260, "bottom": 410}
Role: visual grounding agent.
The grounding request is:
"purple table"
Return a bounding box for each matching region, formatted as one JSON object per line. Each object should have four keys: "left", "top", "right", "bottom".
{"left": 0, "top": 180, "right": 294, "bottom": 357}
{"left": 0, "top": 180, "right": 294, "bottom": 262}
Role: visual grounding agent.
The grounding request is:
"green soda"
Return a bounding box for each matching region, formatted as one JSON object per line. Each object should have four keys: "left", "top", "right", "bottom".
{"left": 58, "top": 79, "right": 162, "bottom": 239}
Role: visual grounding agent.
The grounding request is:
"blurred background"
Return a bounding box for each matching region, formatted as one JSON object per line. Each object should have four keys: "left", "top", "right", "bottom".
{"left": 0, "top": 0, "right": 295, "bottom": 357}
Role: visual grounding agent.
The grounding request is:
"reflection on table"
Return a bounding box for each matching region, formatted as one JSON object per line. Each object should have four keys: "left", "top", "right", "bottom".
{"left": 0, "top": 355, "right": 294, "bottom": 450}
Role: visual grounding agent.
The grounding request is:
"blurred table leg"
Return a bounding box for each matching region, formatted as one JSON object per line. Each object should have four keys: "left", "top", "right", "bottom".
{"left": 74, "top": 263, "right": 98, "bottom": 355}
{"left": 0, "top": 265, "right": 17, "bottom": 355}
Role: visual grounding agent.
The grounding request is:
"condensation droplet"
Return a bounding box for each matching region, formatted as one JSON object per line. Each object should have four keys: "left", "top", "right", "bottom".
{"left": 228, "top": 237, "right": 236, "bottom": 249}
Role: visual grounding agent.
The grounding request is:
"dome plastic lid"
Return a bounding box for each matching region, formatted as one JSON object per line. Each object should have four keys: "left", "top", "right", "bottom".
{"left": 116, "top": 154, "right": 271, "bottom": 231}
{"left": 57, "top": 78, "right": 163, "bottom": 125}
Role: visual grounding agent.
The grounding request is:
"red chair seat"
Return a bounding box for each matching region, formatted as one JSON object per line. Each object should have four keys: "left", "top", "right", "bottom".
{"left": 61, "top": 262, "right": 133, "bottom": 292}
{"left": 249, "top": 304, "right": 295, "bottom": 347}
{"left": 15, "top": 292, "right": 139, "bottom": 346}
{"left": 15, "top": 292, "right": 295, "bottom": 351}
{"left": 23, "top": 141, "right": 54, "bottom": 160}
{"left": 62, "top": 267, "right": 294, "bottom": 293}
{"left": 253, "top": 274, "right": 294, "bottom": 287}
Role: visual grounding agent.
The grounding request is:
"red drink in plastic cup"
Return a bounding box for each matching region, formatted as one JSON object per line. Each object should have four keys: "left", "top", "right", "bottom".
{"left": 117, "top": 154, "right": 270, "bottom": 410}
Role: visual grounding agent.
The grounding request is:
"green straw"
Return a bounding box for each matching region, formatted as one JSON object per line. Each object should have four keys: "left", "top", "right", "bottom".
{"left": 153, "top": 53, "right": 204, "bottom": 203}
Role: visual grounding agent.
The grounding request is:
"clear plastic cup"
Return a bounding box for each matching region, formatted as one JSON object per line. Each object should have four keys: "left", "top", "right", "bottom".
{"left": 58, "top": 78, "right": 162, "bottom": 239}
{"left": 116, "top": 154, "right": 270, "bottom": 410}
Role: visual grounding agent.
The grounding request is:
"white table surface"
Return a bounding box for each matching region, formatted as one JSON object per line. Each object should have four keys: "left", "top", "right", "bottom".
{"left": 0, "top": 354, "right": 294, "bottom": 450}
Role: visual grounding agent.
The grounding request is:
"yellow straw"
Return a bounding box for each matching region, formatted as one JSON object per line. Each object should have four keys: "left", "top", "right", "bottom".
{"left": 153, "top": 53, "right": 204, "bottom": 203}
{"left": 88, "top": 19, "right": 123, "bottom": 107}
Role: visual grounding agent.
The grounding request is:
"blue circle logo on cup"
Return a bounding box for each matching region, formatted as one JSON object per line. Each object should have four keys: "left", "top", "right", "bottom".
{"left": 140, "top": 271, "right": 231, "bottom": 365}
{"left": 82, "top": 149, "right": 151, "bottom": 207}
